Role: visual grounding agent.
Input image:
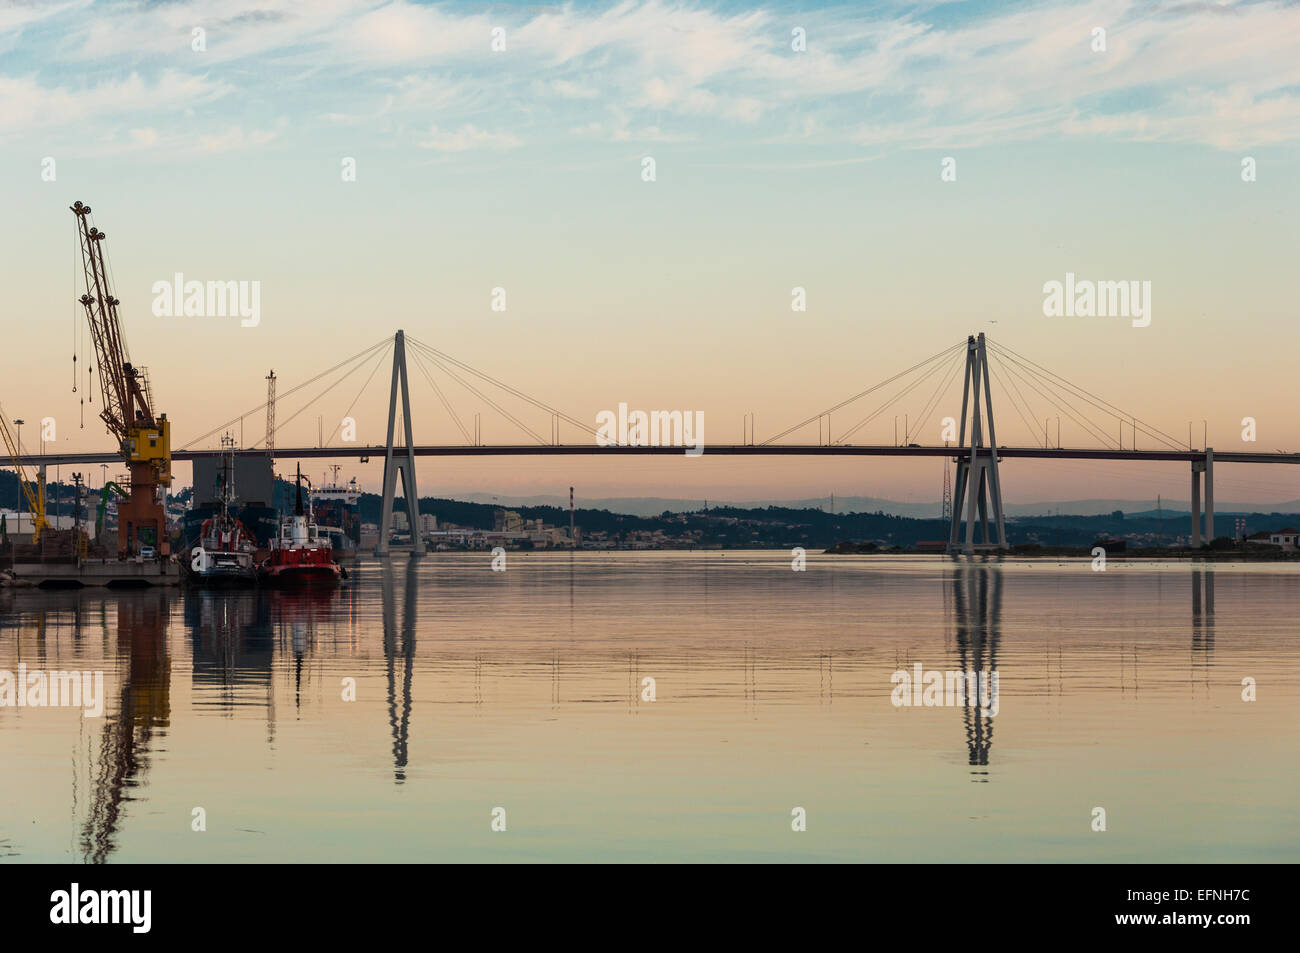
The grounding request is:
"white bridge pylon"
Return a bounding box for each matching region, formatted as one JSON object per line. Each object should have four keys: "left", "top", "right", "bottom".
{"left": 375, "top": 330, "right": 425, "bottom": 557}
{"left": 948, "top": 333, "right": 1009, "bottom": 554}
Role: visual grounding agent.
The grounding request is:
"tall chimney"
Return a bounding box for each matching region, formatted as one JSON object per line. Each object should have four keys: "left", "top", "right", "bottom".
{"left": 569, "top": 486, "right": 575, "bottom": 546}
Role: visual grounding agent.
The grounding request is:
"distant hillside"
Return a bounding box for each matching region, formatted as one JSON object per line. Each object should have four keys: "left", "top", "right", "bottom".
{"left": 444, "top": 489, "right": 1300, "bottom": 519}
{"left": 4, "top": 472, "right": 1298, "bottom": 546}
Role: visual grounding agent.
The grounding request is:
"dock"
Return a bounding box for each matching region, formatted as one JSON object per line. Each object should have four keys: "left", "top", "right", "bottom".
{"left": 2, "top": 557, "right": 182, "bottom": 588}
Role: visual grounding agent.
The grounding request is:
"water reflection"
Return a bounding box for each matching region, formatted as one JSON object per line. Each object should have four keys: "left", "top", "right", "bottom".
{"left": 950, "top": 566, "right": 1001, "bottom": 776}
{"left": 381, "top": 560, "right": 418, "bottom": 783}
{"left": 1192, "top": 568, "right": 1215, "bottom": 652}
{"left": 1, "top": 555, "right": 1294, "bottom": 864}
{"left": 82, "top": 590, "right": 170, "bottom": 864}
{"left": 188, "top": 590, "right": 270, "bottom": 713}
{"left": 273, "top": 588, "right": 343, "bottom": 715}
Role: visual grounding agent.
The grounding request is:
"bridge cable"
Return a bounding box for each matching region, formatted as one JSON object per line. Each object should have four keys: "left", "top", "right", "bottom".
{"left": 990, "top": 347, "right": 1169, "bottom": 450}
{"left": 987, "top": 338, "right": 1186, "bottom": 451}
{"left": 989, "top": 351, "right": 1121, "bottom": 449}
{"left": 988, "top": 352, "right": 1086, "bottom": 448}
{"left": 252, "top": 342, "right": 396, "bottom": 450}
{"left": 836, "top": 348, "right": 963, "bottom": 445}
{"left": 908, "top": 350, "right": 966, "bottom": 445}
{"left": 406, "top": 336, "right": 599, "bottom": 439}
{"left": 322, "top": 340, "right": 393, "bottom": 448}
{"left": 834, "top": 353, "right": 955, "bottom": 444}
{"left": 180, "top": 336, "right": 393, "bottom": 450}
{"left": 989, "top": 345, "right": 1139, "bottom": 447}
{"left": 412, "top": 349, "right": 549, "bottom": 445}
{"left": 985, "top": 358, "right": 1048, "bottom": 448}
{"left": 763, "top": 340, "right": 967, "bottom": 445}
{"left": 406, "top": 346, "right": 474, "bottom": 445}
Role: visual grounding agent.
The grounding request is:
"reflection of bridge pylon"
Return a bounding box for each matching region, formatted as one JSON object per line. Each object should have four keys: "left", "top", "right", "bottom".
{"left": 952, "top": 565, "right": 1002, "bottom": 770}
{"left": 381, "top": 560, "right": 418, "bottom": 783}
{"left": 948, "top": 334, "right": 1008, "bottom": 554}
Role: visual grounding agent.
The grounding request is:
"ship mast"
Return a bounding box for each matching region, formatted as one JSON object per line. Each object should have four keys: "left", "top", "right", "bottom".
{"left": 219, "top": 434, "right": 236, "bottom": 523}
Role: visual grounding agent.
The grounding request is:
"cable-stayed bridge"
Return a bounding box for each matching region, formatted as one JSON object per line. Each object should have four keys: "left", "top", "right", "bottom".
{"left": 13, "top": 332, "right": 1300, "bottom": 555}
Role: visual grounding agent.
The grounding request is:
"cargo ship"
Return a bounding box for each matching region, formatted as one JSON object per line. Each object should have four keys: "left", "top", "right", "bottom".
{"left": 311, "top": 466, "right": 361, "bottom": 561}
{"left": 185, "top": 450, "right": 278, "bottom": 549}
{"left": 184, "top": 437, "right": 258, "bottom": 585}
{"left": 259, "top": 466, "right": 342, "bottom": 586}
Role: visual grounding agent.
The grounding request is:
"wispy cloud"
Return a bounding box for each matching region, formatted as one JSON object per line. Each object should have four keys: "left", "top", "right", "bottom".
{"left": 0, "top": 69, "right": 231, "bottom": 136}
{"left": 4, "top": 0, "right": 1298, "bottom": 154}
{"left": 198, "top": 121, "right": 286, "bottom": 153}
{"left": 417, "top": 123, "right": 521, "bottom": 152}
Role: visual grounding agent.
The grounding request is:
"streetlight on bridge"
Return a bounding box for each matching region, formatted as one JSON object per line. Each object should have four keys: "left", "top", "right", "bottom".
{"left": 12, "top": 418, "right": 23, "bottom": 519}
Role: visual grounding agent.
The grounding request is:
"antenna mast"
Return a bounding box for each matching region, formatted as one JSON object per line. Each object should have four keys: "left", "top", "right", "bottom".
{"left": 265, "top": 370, "right": 276, "bottom": 453}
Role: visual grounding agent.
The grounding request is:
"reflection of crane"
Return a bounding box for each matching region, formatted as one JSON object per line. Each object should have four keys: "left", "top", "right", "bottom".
{"left": 81, "top": 591, "right": 171, "bottom": 864}
{"left": 0, "top": 407, "right": 48, "bottom": 541}
{"left": 71, "top": 201, "right": 172, "bottom": 557}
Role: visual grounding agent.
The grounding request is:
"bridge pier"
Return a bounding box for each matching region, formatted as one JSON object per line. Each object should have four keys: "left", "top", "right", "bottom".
{"left": 1191, "top": 459, "right": 1202, "bottom": 547}
{"left": 1190, "top": 451, "right": 1217, "bottom": 548}
{"left": 375, "top": 330, "right": 425, "bottom": 557}
{"left": 1204, "top": 448, "right": 1215, "bottom": 544}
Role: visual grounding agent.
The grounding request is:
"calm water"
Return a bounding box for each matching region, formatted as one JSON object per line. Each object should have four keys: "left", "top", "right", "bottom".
{"left": 1, "top": 553, "right": 1297, "bottom": 863}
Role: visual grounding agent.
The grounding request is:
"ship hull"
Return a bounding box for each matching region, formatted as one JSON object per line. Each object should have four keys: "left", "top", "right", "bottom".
{"left": 187, "top": 566, "right": 259, "bottom": 586}
{"left": 258, "top": 562, "right": 341, "bottom": 586}
{"left": 184, "top": 548, "right": 259, "bottom": 586}
{"left": 185, "top": 505, "right": 278, "bottom": 550}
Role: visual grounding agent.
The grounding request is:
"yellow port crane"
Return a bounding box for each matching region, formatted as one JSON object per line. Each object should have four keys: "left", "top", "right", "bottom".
{"left": 71, "top": 201, "right": 172, "bottom": 558}
{"left": 0, "top": 408, "right": 49, "bottom": 542}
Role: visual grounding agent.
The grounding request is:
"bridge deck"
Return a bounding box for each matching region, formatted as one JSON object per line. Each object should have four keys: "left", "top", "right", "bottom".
{"left": 14, "top": 445, "right": 1300, "bottom": 467}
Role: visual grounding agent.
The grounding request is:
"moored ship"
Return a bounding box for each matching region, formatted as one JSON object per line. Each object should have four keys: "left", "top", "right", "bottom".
{"left": 185, "top": 437, "right": 258, "bottom": 585}
{"left": 311, "top": 466, "right": 361, "bottom": 561}
{"left": 185, "top": 449, "right": 278, "bottom": 550}
{"left": 259, "top": 466, "right": 342, "bottom": 586}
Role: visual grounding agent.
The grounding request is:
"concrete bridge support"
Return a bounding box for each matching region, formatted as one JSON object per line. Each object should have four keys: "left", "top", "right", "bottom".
{"left": 1190, "top": 450, "right": 1214, "bottom": 548}
{"left": 1205, "top": 448, "right": 1215, "bottom": 544}
{"left": 375, "top": 330, "right": 425, "bottom": 557}
{"left": 1191, "top": 459, "right": 1202, "bottom": 547}
{"left": 948, "top": 333, "right": 1009, "bottom": 554}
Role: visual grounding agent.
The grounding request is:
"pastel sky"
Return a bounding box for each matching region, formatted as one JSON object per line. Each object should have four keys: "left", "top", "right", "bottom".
{"left": 1, "top": 0, "right": 1297, "bottom": 505}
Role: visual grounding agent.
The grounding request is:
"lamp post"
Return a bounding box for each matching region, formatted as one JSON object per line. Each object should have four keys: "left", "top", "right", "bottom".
{"left": 12, "top": 419, "right": 23, "bottom": 520}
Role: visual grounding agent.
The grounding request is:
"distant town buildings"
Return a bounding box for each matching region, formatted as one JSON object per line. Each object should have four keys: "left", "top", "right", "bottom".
{"left": 1247, "top": 528, "right": 1300, "bottom": 551}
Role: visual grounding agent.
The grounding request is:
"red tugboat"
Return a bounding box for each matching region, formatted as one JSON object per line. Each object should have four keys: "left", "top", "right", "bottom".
{"left": 259, "top": 466, "right": 342, "bottom": 586}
